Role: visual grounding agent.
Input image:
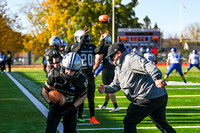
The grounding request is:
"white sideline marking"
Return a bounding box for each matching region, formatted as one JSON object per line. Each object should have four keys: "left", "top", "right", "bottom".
{"left": 77, "top": 126, "right": 200, "bottom": 131}
{"left": 6, "top": 73, "right": 63, "bottom": 133}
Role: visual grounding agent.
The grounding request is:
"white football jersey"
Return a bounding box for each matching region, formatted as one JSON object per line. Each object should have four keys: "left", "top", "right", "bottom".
{"left": 189, "top": 53, "right": 199, "bottom": 64}
{"left": 168, "top": 52, "right": 181, "bottom": 63}
{"left": 144, "top": 53, "right": 154, "bottom": 63}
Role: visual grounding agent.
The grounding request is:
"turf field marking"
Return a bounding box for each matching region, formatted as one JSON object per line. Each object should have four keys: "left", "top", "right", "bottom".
{"left": 0, "top": 98, "right": 26, "bottom": 100}
{"left": 77, "top": 126, "right": 200, "bottom": 131}
{"left": 167, "top": 88, "right": 200, "bottom": 89}
{"left": 95, "top": 95, "right": 200, "bottom": 99}
{"left": 6, "top": 73, "right": 63, "bottom": 133}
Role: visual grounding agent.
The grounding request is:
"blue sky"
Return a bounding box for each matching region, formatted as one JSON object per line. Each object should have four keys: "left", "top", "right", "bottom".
{"left": 123, "top": 0, "right": 200, "bottom": 38}
{"left": 6, "top": 0, "right": 200, "bottom": 38}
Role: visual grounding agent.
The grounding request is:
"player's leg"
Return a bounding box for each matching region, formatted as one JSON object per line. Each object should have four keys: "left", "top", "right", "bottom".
{"left": 77, "top": 103, "right": 85, "bottom": 122}
{"left": 46, "top": 107, "right": 62, "bottom": 133}
{"left": 184, "top": 64, "right": 193, "bottom": 74}
{"left": 109, "top": 93, "right": 120, "bottom": 112}
{"left": 176, "top": 64, "right": 187, "bottom": 83}
{"left": 164, "top": 63, "right": 176, "bottom": 80}
{"left": 195, "top": 64, "right": 200, "bottom": 70}
{"left": 63, "top": 109, "right": 77, "bottom": 133}
{"left": 88, "top": 71, "right": 100, "bottom": 124}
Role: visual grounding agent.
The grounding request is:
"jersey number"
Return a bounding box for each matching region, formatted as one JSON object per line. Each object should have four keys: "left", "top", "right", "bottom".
{"left": 81, "top": 53, "right": 93, "bottom": 67}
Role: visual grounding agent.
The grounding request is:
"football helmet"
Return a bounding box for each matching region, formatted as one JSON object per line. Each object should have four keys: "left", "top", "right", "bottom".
{"left": 146, "top": 48, "right": 151, "bottom": 53}
{"left": 192, "top": 50, "right": 197, "bottom": 54}
{"left": 74, "top": 30, "right": 90, "bottom": 44}
{"left": 100, "top": 34, "right": 112, "bottom": 44}
{"left": 61, "top": 39, "right": 67, "bottom": 47}
{"left": 61, "top": 52, "right": 82, "bottom": 80}
{"left": 140, "top": 47, "right": 144, "bottom": 51}
{"left": 171, "top": 48, "right": 177, "bottom": 53}
{"left": 50, "top": 36, "right": 62, "bottom": 48}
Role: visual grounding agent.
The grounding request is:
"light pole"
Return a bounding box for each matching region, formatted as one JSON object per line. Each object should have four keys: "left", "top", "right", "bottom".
{"left": 180, "top": 1, "right": 182, "bottom": 43}
{"left": 112, "top": 0, "right": 115, "bottom": 44}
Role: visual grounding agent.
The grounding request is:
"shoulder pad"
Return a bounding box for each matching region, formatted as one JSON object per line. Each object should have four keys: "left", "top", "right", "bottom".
{"left": 47, "top": 68, "right": 60, "bottom": 78}
{"left": 73, "top": 74, "right": 88, "bottom": 88}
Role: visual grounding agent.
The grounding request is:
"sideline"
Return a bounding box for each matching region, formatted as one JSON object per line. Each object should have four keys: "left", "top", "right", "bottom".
{"left": 6, "top": 72, "right": 63, "bottom": 133}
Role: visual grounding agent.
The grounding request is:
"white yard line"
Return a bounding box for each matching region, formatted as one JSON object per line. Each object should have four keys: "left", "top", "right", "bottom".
{"left": 6, "top": 73, "right": 63, "bottom": 133}
{"left": 78, "top": 126, "right": 200, "bottom": 131}
{"left": 166, "top": 81, "right": 200, "bottom": 86}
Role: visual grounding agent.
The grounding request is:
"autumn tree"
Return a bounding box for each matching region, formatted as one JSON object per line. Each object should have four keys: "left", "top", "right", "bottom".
{"left": 0, "top": 0, "right": 24, "bottom": 53}
{"left": 183, "top": 22, "right": 200, "bottom": 41}
{"left": 22, "top": 0, "right": 142, "bottom": 55}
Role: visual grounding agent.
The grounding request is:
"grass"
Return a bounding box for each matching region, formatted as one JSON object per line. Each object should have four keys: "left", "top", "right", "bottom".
{"left": 1, "top": 65, "right": 200, "bottom": 132}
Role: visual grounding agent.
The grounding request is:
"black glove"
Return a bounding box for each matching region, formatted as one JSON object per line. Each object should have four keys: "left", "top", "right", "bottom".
{"left": 49, "top": 101, "right": 61, "bottom": 110}
{"left": 62, "top": 105, "right": 75, "bottom": 116}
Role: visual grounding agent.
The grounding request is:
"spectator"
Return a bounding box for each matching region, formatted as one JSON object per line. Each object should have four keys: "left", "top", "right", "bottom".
{"left": 6, "top": 51, "right": 12, "bottom": 72}
{"left": 0, "top": 51, "right": 6, "bottom": 73}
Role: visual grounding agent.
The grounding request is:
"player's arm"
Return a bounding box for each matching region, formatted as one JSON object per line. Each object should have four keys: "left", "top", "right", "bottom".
{"left": 41, "top": 81, "right": 53, "bottom": 104}
{"left": 93, "top": 54, "right": 103, "bottom": 71}
{"left": 73, "top": 77, "right": 88, "bottom": 108}
{"left": 72, "top": 26, "right": 90, "bottom": 53}
{"left": 73, "top": 90, "right": 87, "bottom": 108}
{"left": 188, "top": 56, "right": 191, "bottom": 65}
{"left": 94, "top": 30, "right": 109, "bottom": 54}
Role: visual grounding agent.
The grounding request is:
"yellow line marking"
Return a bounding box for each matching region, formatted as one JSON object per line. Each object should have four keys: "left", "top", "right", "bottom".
{"left": 0, "top": 98, "right": 25, "bottom": 100}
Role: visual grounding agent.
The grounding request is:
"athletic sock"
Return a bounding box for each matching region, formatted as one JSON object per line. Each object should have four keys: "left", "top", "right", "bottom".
{"left": 113, "top": 103, "right": 118, "bottom": 108}
{"left": 103, "top": 102, "right": 108, "bottom": 106}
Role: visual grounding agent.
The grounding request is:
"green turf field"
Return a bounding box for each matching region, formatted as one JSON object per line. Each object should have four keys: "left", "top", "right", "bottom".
{"left": 1, "top": 66, "right": 200, "bottom": 132}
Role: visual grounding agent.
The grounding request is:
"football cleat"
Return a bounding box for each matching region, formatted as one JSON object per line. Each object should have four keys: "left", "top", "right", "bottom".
{"left": 77, "top": 117, "right": 85, "bottom": 122}
{"left": 98, "top": 105, "right": 106, "bottom": 110}
{"left": 90, "top": 116, "right": 100, "bottom": 125}
{"left": 109, "top": 107, "right": 120, "bottom": 112}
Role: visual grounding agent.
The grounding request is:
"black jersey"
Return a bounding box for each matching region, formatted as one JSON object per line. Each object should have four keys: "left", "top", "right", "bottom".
{"left": 64, "top": 35, "right": 105, "bottom": 70}
{"left": 44, "top": 48, "right": 60, "bottom": 64}
{"left": 47, "top": 68, "right": 88, "bottom": 103}
{"left": 75, "top": 44, "right": 96, "bottom": 70}
{"left": 100, "top": 45, "right": 115, "bottom": 70}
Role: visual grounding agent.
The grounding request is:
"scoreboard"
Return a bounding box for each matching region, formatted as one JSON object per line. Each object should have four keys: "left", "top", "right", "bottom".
{"left": 117, "top": 28, "right": 161, "bottom": 50}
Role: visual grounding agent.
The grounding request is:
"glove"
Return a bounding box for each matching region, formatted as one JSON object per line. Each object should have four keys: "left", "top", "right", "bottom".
{"left": 62, "top": 105, "right": 75, "bottom": 116}
{"left": 49, "top": 101, "right": 61, "bottom": 110}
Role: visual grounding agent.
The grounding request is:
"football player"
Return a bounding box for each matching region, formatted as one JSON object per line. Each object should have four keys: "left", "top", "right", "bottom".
{"left": 42, "top": 49, "right": 48, "bottom": 74}
{"left": 144, "top": 48, "right": 154, "bottom": 63}
{"left": 93, "top": 34, "right": 120, "bottom": 113}
{"left": 65, "top": 26, "right": 107, "bottom": 124}
{"left": 41, "top": 52, "right": 88, "bottom": 133}
{"left": 164, "top": 48, "right": 187, "bottom": 83}
{"left": 44, "top": 36, "right": 62, "bottom": 76}
{"left": 184, "top": 50, "right": 200, "bottom": 74}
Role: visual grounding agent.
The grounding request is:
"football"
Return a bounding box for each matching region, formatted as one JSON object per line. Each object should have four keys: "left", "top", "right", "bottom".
{"left": 48, "top": 90, "right": 66, "bottom": 105}
{"left": 98, "top": 14, "right": 110, "bottom": 23}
